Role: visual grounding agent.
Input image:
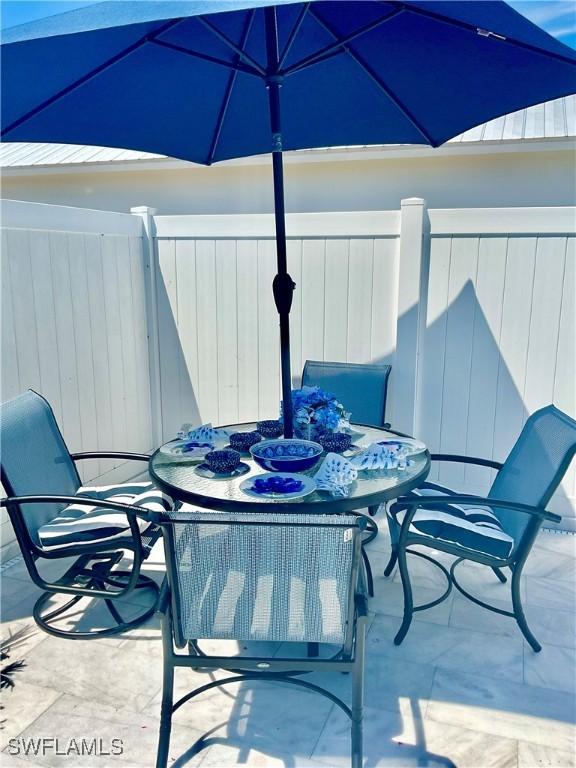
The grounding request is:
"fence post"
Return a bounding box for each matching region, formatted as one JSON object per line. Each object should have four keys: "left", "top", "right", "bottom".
{"left": 131, "top": 206, "right": 163, "bottom": 448}
{"left": 394, "top": 198, "right": 430, "bottom": 437}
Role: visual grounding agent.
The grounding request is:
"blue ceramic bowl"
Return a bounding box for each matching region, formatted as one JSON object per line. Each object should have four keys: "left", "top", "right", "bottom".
{"left": 205, "top": 449, "right": 241, "bottom": 474}
{"left": 229, "top": 431, "right": 262, "bottom": 452}
{"left": 250, "top": 439, "right": 323, "bottom": 472}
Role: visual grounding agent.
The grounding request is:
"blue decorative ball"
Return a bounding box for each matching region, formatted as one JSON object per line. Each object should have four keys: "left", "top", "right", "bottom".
{"left": 205, "top": 449, "right": 241, "bottom": 474}
{"left": 319, "top": 432, "right": 352, "bottom": 453}
{"left": 256, "top": 420, "right": 284, "bottom": 438}
{"left": 229, "top": 431, "right": 262, "bottom": 452}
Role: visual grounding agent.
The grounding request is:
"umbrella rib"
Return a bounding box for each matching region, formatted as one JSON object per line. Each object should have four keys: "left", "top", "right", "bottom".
{"left": 207, "top": 11, "right": 256, "bottom": 164}
{"left": 277, "top": 2, "right": 311, "bottom": 70}
{"left": 196, "top": 16, "right": 266, "bottom": 76}
{"left": 308, "top": 8, "right": 436, "bottom": 146}
{"left": 150, "top": 38, "right": 262, "bottom": 78}
{"left": 1, "top": 18, "right": 183, "bottom": 138}
{"left": 282, "top": 7, "right": 404, "bottom": 77}
{"left": 404, "top": 3, "right": 576, "bottom": 68}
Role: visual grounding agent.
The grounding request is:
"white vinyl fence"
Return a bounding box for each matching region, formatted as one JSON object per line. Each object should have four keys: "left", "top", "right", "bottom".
{"left": 151, "top": 202, "right": 575, "bottom": 526}
{"left": 1, "top": 200, "right": 154, "bottom": 557}
{"left": 1, "top": 198, "right": 574, "bottom": 560}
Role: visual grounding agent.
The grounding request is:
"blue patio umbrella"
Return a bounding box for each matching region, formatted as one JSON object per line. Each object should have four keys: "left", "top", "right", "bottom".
{"left": 2, "top": 1, "right": 575, "bottom": 437}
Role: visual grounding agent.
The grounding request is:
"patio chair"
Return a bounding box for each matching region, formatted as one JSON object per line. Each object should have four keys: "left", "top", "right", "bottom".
{"left": 301, "top": 359, "right": 391, "bottom": 430}
{"left": 153, "top": 510, "right": 368, "bottom": 768}
{"left": 0, "top": 389, "right": 171, "bottom": 639}
{"left": 384, "top": 405, "right": 576, "bottom": 652}
{"left": 302, "top": 359, "right": 393, "bottom": 582}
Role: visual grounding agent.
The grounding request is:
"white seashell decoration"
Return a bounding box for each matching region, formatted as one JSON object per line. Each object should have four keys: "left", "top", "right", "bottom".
{"left": 314, "top": 452, "right": 358, "bottom": 497}
{"left": 349, "top": 442, "right": 410, "bottom": 471}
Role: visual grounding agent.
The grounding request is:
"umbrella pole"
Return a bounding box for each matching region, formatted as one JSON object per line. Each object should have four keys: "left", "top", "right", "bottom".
{"left": 266, "top": 7, "right": 295, "bottom": 439}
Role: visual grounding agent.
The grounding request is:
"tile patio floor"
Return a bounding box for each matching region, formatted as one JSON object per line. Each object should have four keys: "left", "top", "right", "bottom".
{"left": 1, "top": 518, "right": 575, "bottom": 768}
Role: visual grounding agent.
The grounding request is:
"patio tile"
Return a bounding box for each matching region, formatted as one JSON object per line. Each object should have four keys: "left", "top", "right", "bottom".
{"left": 198, "top": 743, "right": 328, "bottom": 767}
{"left": 1, "top": 557, "right": 78, "bottom": 586}
{"left": 312, "top": 701, "right": 432, "bottom": 767}
{"left": 369, "top": 574, "right": 454, "bottom": 626}
{"left": 450, "top": 593, "right": 576, "bottom": 648}
{"left": 2, "top": 693, "right": 206, "bottom": 767}
{"left": 427, "top": 668, "right": 576, "bottom": 752}
{"left": 367, "top": 613, "right": 524, "bottom": 685}
{"left": 531, "top": 532, "right": 576, "bottom": 560}
{"left": 18, "top": 634, "right": 164, "bottom": 713}
{"left": 1, "top": 577, "right": 43, "bottom": 619}
{"left": 312, "top": 701, "right": 518, "bottom": 768}
{"left": 0, "top": 682, "right": 62, "bottom": 751}
{"left": 391, "top": 548, "right": 457, "bottom": 591}
{"left": 144, "top": 652, "right": 338, "bottom": 764}
{"left": 517, "top": 740, "right": 576, "bottom": 767}
{"left": 272, "top": 635, "right": 435, "bottom": 715}
{"left": 523, "top": 644, "right": 576, "bottom": 694}
{"left": 526, "top": 577, "right": 576, "bottom": 612}
{"left": 522, "top": 548, "right": 576, "bottom": 581}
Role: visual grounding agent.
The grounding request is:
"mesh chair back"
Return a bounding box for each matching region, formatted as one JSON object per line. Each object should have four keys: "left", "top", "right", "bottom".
{"left": 163, "top": 511, "right": 361, "bottom": 648}
{"left": 302, "top": 360, "right": 391, "bottom": 428}
{"left": 489, "top": 406, "right": 576, "bottom": 544}
{"left": 0, "top": 390, "right": 80, "bottom": 544}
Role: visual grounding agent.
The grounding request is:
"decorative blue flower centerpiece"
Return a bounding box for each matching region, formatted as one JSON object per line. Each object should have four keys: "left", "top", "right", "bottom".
{"left": 281, "top": 386, "right": 350, "bottom": 440}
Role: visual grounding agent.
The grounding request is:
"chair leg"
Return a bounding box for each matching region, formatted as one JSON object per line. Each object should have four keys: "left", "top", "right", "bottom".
{"left": 156, "top": 661, "right": 174, "bottom": 768}
{"left": 394, "top": 546, "right": 414, "bottom": 646}
{"left": 511, "top": 566, "right": 541, "bottom": 653}
{"left": 492, "top": 567, "right": 508, "bottom": 583}
{"left": 383, "top": 547, "right": 398, "bottom": 577}
{"left": 32, "top": 574, "right": 159, "bottom": 640}
{"left": 351, "top": 621, "right": 365, "bottom": 768}
{"left": 361, "top": 547, "right": 374, "bottom": 597}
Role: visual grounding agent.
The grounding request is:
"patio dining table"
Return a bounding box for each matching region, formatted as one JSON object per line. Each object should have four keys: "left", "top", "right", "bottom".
{"left": 149, "top": 422, "right": 430, "bottom": 517}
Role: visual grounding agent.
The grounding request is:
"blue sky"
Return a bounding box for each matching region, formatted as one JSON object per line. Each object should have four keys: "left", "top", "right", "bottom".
{"left": 1, "top": 0, "right": 575, "bottom": 48}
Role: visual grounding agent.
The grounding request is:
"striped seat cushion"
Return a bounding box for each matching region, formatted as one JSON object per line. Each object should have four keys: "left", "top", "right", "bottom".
{"left": 38, "top": 481, "right": 173, "bottom": 551}
{"left": 388, "top": 483, "right": 514, "bottom": 560}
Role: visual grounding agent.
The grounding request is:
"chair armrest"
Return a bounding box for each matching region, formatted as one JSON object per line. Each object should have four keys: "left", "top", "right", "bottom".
{"left": 70, "top": 451, "right": 151, "bottom": 462}
{"left": 430, "top": 454, "right": 503, "bottom": 471}
{"left": 393, "top": 494, "right": 561, "bottom": 524}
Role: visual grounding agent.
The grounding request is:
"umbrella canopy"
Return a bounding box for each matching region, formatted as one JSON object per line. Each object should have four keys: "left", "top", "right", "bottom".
{"left": 2, "top": 1, "right": 576, "bottom": 435}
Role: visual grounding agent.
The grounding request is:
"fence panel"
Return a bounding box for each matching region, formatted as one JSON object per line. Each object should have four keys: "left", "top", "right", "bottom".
{"left": 153, "top": 212, "right": 401, "bottom": 439}
{"left": 420, "top": 207, "right": 575, "bottom": 524}
{"left": 0, "top": 201, "right": 153, "bottom": 485}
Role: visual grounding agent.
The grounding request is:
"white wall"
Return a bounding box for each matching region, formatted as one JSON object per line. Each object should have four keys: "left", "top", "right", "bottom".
{"left": 0, "top": 200, "right": 154, "bottom": 558}
{"left": 2, "top": 144, "right": 575, "bottom": 215}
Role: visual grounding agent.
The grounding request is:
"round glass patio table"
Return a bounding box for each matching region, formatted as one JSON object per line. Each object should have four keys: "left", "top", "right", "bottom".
{"left": 149, "top": 422, "right": 430, "bottom": 514}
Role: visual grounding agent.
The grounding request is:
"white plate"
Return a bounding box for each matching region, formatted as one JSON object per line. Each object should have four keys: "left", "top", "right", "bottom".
{"left": 377, "top": 437, "right": 427, "bottom": 455}
{"left": 159, "top": 439, "right": 212, "bottom": 462}
{"left": 240, "top": 472, "right": 317, "bottom": 500}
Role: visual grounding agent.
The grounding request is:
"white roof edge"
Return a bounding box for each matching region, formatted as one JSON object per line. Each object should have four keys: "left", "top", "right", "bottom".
{"left": 1, "top": 136, "right": 574, "bottom": 177}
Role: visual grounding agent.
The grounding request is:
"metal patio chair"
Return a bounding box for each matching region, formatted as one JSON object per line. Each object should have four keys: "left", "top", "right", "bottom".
{"left": 385, "top": 405, "right": 576, "bottom": 652}
{"left": 302, "top": 359, "right": 391, "bottom": 430}
{"left": 153, "top": 510, "right": 368, "bottom": 768}
{"left": 0, "top": 389, "right": 170, "bottom": 639}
